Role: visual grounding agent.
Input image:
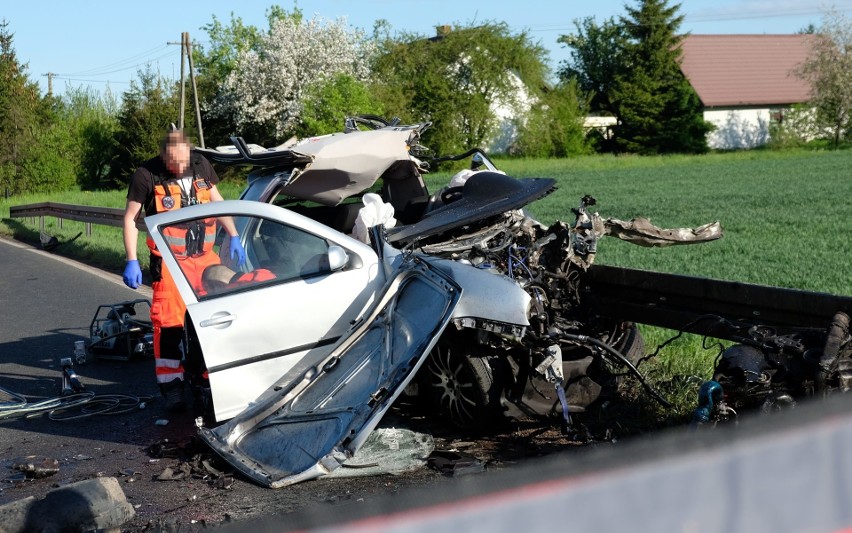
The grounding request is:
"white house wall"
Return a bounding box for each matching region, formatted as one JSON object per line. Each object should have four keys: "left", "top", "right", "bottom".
{"left": 488, "top": 70, "right": 534, "bottom": 154}
{"left": 704, "top": 108, "right": 770, "bottom": 150}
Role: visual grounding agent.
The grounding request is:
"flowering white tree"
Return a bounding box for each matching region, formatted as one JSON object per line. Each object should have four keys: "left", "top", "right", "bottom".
{"left": 796, "top": 10, "right": 852, "bottom": 148}
{"left": 212, "top": 15, "right": 375, "bottom": 141}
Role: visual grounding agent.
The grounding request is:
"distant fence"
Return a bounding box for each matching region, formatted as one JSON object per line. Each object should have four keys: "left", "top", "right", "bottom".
{"left": 9, "top": 202, "right": 145, "bottom": 235}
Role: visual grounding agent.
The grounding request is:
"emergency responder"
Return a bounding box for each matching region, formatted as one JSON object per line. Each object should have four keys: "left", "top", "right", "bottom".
{"left": 121, "top": 129, "right": 246, "bottom": 412}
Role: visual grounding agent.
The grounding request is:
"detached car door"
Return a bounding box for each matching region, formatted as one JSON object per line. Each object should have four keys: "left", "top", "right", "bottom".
{"left": 199, "top": 255, "right": 462, "bottom": 488}
{"left": 145, "top": 200, "right": 381, "bottom": 422}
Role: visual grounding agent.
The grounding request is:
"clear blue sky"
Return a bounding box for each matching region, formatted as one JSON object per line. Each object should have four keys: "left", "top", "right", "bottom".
{"left": 5, "top": 0, "right": 850, "bottom": 96}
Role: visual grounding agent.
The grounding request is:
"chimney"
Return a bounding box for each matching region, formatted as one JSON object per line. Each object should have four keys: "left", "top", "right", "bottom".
{"left": 436, "top": 25, "right": 451, "bottom": 37}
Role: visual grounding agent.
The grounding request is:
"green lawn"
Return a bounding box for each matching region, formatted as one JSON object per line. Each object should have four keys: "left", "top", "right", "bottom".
{"left": 3, "top": 150, "right": 849, "bottom": 429}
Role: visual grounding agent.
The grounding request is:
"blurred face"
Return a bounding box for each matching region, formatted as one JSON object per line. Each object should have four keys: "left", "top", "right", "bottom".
{"left": 163, "top": 140, "right": 190, "bottom": 176}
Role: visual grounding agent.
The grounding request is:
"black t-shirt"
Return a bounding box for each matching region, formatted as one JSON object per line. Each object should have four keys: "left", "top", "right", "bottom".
{"left": 126, "top": 153, "right": 219, "bottom": 216}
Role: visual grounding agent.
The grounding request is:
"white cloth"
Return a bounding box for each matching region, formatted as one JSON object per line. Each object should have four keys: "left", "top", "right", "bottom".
{"left": 447, "top": 168, "right": 506, "bottom": 189}
{"left": 352, "top": 193, "right": 397, "bottom": 243}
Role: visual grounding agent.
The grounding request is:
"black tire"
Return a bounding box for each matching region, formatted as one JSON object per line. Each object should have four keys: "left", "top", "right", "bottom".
{"left": 588, "top": 322, "right": 645, "bottom": 397}
{"left": 420, "top": 333, "right": 506, "bottom": 429}
{"left": 611, "top": 323, "right": 645, "bottom": 365}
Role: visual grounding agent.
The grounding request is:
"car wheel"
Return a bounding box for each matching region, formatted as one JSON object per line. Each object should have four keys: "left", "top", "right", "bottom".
{"left": 586, "top": 322, "right": 646, "bottom": 397}
{"left": 611, "top": 322, "right": 645, "bottom": 365}
{"left": 420, "top": 333, "right": 506, "bottom": 429}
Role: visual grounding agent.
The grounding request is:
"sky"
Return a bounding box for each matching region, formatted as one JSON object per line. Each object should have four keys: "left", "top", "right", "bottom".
{"left": 4, "top": 0, "right": 852, "bottom": 97}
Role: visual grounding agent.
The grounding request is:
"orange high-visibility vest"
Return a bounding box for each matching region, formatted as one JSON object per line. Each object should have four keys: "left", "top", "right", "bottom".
{"left": 146, "top": 177, "right": 216, "bottom": 257}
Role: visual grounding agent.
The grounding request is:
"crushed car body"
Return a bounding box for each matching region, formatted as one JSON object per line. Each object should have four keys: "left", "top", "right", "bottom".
{"left": 142, "top": 117, "right": 850, "bottom": 487}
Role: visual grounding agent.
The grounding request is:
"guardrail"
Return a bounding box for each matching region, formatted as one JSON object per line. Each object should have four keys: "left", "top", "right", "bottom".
{"left": 9, "top": 202, "right": 145, "bottom": 235}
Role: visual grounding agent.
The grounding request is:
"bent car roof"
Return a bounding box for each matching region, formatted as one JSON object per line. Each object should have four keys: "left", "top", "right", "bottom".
{"left": 196, "top": 125, "right": 425, "bottom": 206}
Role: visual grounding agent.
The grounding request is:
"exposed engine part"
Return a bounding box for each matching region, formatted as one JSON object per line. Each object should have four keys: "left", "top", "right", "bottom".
{"left": 560, "top": 333, "right": 671, "bottom": 409}
{"left": 816, "top": 312, "right": 850, "bottom": 390}
{"left": 711, "top": 311, "right": 852, "bottom": 416}
{"left": 691, "top": 380, "right": 737, "bottom": 428}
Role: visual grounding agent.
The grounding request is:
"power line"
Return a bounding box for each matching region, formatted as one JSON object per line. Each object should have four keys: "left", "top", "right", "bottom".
{"left": 63, "top": 49, "right": 179, "bottom": 77}
{"left": 50, "top": 76, "right": 132, "bottom": 85}
{"left": 57, "top": 44, "right": 172, "bottom": 77}
{"left": 524, "top": 6, "right": 852, "bottom": 33}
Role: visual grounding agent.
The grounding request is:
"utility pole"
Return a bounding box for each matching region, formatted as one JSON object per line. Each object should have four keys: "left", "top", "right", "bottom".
{"left": 185, "top": 33, "right": 204, "bottom": 148}
{"left": 168, "top": 32, "right": 204, "bottom": 147}
{"left": 42, "top": 72, "right": 55, "bottom": 97}
{"left": 179, "top": 33, "right": 187, "bottom": 130}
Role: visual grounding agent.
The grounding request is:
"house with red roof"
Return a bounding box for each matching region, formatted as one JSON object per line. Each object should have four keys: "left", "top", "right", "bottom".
{"left": 678, "top": 34, "right": 814, "bottom": 149}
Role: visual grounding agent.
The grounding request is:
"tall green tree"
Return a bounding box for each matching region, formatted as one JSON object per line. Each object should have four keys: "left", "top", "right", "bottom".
{"left": 55, "top": 86, "right": 119, "bottom": 190}
{"left": 373, "top": 22, "right": 550, "bottom": 158}
{"left": 0, "top": 20, "right": 50, "bottom": 196}
{"left": 557, "top": 17, "right": 627, "bottom": 116}
{"left": 106, "top": 68, "right": 186, "bottom": 187}
{"left": 610, "top": 0, "right": 712, "bottom": 154}
{"left": 795, "top": 10, "right": 852, "bottom": 149}
{"left": 297, "top": 73, "right": 384, "bottom": 137}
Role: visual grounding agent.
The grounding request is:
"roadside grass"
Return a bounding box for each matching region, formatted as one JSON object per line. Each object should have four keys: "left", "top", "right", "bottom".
{"left": 3, "top": 151, "right": 849, "bottom": 432}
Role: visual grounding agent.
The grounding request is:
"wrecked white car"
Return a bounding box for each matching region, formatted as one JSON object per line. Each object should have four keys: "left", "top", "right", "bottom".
{"left": 145, "top": 118, "right": 724, "bottom": 487}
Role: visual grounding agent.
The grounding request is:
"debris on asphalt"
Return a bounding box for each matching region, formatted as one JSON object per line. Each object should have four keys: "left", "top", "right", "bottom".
{"left": 146, "top": 438, "right": 235, "bottom": 489}
{"left": 329, "top": 427, "right": 435, "bottom": 478}
{"left": 427, "top": 450, "right": 486, "bottom": 476}
{"left": 11, "top": 456, "right": 59, "bottom": 479}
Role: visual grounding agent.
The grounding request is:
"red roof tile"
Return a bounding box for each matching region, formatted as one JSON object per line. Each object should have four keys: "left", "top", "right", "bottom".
{"left": 679, "top": 34, "right": 814, "bottom": 107}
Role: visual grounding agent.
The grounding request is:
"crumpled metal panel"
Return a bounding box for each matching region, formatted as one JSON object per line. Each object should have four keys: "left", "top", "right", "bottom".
{"left": 279, "top": 128, "right": 420, "bottom": 206}
{"left": 602, "top": 217, "right": 723, "bottom": 247}
{"left": 387, "top": 172, "right": 556, "bottom": 245}
{"left": 197, "top": 258, "right": 461, "bottom": 488}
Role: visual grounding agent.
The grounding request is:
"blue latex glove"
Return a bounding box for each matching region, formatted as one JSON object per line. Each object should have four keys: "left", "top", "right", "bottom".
{"left": 230, "top": 235, "right": 246, "bottom": 266}
{"left": 123, "top": 259, "right": 142, "bottom": 289}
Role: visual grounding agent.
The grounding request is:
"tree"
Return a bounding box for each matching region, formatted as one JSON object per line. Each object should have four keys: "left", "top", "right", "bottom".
{"left": 557, "top": 17, "right": 627, "bottom": 116}
{"left": 610, "top": 0, "right": 712, "bottom": 154}
{"left": 513, "top": 80, "right": 591, "bottom": 157}
{"left": 0, "top": 19, "right": 50, "bottom": 196}
{"left": 194, "top": 7, "right": 297, "bottom": 146}
{"left": 54, "top": 86, "right": 119, "bottom": 190}
{"left": 373, "top": 22, "right": 550, "bottom": 158}
{"left": 209, "top": 14, "right": 375, "bottom": 145}
{"left": 106, "top": 68, "right": 186, "bottom": 187}
{"left": 297, "top": 73, "right": 384, "bottom": 137}
{"left": 795, "top": 10, "right": 852, "bottom": 149}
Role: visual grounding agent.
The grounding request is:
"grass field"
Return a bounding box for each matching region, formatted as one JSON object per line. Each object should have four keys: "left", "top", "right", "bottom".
{"left": 2, "top": 149, "right": 849, "bottom": 429}
{"left": 495, "top": 149, "right": 852, "bottom": 295}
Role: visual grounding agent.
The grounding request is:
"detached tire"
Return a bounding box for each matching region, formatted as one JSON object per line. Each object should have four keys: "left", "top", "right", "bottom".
{"left": 420, "top": 333, "right": 505, "bottom": 429}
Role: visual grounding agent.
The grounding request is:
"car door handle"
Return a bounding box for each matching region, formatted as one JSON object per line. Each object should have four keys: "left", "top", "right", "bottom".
{"left": 199, "top": 313, "right": 237, "bottom": 328}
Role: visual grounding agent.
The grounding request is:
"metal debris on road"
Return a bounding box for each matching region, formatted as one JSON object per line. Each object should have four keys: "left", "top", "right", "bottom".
{"left": 11, "top": 456, "right": 60, "bottom": 479}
